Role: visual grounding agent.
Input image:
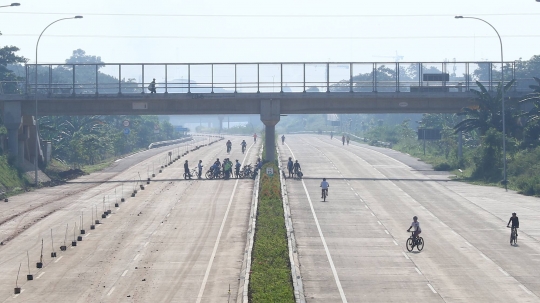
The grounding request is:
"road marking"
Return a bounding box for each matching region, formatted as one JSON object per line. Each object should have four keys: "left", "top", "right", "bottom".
{"left": 166, "top": 213, "right": 170, "bottom": 218}
{"left": 452, "top": 231, "right": 458, "bottom": 235}
{"left": 85, "top": 233, "right": 91, "bottom": 237}
{"left": 465, "top": 242, "right": 472, "bottom": 247}
{"left": 371, "top": 212, "right": 375, "bottom": 216}
{"left": 354, "top": 193, "right": 358, "bottom": 196}
{"left": 13, "top": 289, "right": 25, "bottom": 298}
{"left": 393, "top": 240, "right": 398, "bottom": 246}
{"left": 498, "top": 268, "right": 509, "bottom": 276}
{"left": 121, "top": 270, "right": 128, "bottom": 277}
{"left": 196, "top": 143, "right": 254, "bottom": 303}
{"left": 36, "top": 272, "right": 45, "bottom": 279}
{"left": 364, "top": 205, "right": 368, "bottom": 209}
{"left": 133, "top": 253, "right": 140, "bottom": 261}
{"left": 54, "top": 256, "right": 63, "bottom": 263}
{"left": 480, "top": 253, "right": 490, "bottom": 261}
{"left": 402, "top": 252, "right": 410, "bottom": 260}
{"left": 415, "top": 268, "right": 422, "bottom": 275}
{"left": 298, "top": 180, "right": 348, "bottom": 303}
{"left": 377, "top": 221, "right": 382, "bottom": 225}
{"left": 144, "top": 242, "right": 149, "bottom": 247}
{"left": 427, "top": 283, "right": 437, "bottom": 293}
{"left": 520, "top": 285, "right": 533, "bottom": 295}
{"left": 107, "top": 286, "right": 116, "bottom": 296}
{"left": 430, "top": 213, "right": 436, "bottom": 218}
{"left": 384, "top": 230, "right": 389, "bottom": 235}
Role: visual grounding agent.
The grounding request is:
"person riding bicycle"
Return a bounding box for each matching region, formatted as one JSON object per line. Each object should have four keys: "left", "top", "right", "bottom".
{"left": 197, "top": 160, "right": 203, "bottom": 179}
{"left": 287, "top": 157, "right": 294, "bottom": 178}
{"left": 320, "top": 178, "right": 329, "bottom": 198}
{"left": 281, "top": 135, "right": 285, "bottom": 145}
{"left": 226, "top": 140, "right": 232, "bottom": 153}
{"left": 184, "top": 160, "right": 192, "bottom": 179}
{"left": 293, "top": 160, "right": 301, "bottom": 177}
{"left": 507, "top": 212, "right": 519, "bottom": 242}
{"left": 406, "top": 216, "right": 421, "bottom": 242}
{"left": 240, "top": 140, "right": 247, "bottom": 153}
{"left": 235, "top": 159, "right": 241, "bottom": 178}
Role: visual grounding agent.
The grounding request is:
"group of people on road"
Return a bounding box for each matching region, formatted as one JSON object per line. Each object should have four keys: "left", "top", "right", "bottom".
{"left": 286, "top": 157, "right": 302, "bottom": 179}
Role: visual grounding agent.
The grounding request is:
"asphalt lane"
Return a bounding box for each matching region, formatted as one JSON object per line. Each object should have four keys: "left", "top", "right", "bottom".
{"left": 0, "top": 135, "right": 260, "bottom": 302}
{"left": 280, "top": 134, "right": 540, "bottom": 303}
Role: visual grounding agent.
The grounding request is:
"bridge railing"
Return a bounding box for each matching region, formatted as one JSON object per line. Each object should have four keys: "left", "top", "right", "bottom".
{"left": 5, "top": 61, "right": 531, "bottom": 96}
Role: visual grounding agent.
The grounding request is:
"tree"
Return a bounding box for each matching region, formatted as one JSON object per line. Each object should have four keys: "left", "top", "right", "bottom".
{"left": 0, "top": 43, "right": 28, "bottom": 94}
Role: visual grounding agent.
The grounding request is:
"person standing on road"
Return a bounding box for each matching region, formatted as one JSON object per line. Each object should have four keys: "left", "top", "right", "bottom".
{"left": 184, "top": 160, "right": 192, "bottom": 179}
{"left": 224, "top": 159, "right": 232, "bottom": 179}
{"left": 330, "top": 131, "right": 333, "bottom": 139}
{"left": 346, "top": 135, "right": 350, "bottom": 145}
{"left": 197, "top": 160, "right": 203, "bottom": 179}
{"left": 281, "top": 135, "right": 285, "bottom": 145}
{"left": 287, "top": 157, "right": 294, "bottom": 178}
{"left": 148, "top": 78, "right": 156, "bottom": 94}
{"left": 235, "top": 160, "right": 241, "bottom": 178}
{"left": 253, "top": 133, "right": 257, "bottom": 142}
{"left": 293, "top": 160, "right": 301, "bottom": 177}
{"left": 342, "top": 135, "right": 345, "bottom": 145}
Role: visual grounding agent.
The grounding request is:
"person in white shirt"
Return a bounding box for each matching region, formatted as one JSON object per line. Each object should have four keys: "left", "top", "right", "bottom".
{"left": 320, "top": 178, "right": 329, "bottom": 198}
{"left": 406, "top": 216, "right": 421, "bottom": 240}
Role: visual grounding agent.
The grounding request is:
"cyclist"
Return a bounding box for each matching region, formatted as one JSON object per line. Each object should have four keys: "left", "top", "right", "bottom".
{"left": 184, "top": 160, "right": 192, "bottom": 180}
{"left": 253, "top": 133, "right": 257, "bottom": 142}
{"left": 281, "top": 135, "right": 285, "bottom": 145}
{"left": 507, "top": 212, "right": 519, "bottom": 243}
{"left": 287, "top": 157, "right": 294, "bottom": 178}
{"left": 226, "top": 140, "right": 232, "bottom": 153}
{"left": 320, "top": 178, "right": 329, "bottom": 198}
{"left": 235, "top": 159, "right": 241, "bottom": 178}
{"left": 406, "top": 216, "right": 421, "bottom": 243}
{"left": 293, "top": 160, "right": 301, "bottom": 177}
{"left": 241, "top": 140, "right": 247, "bottom": 154}
{"left": 197, "top": 160, "right": 203, "bottom": 179}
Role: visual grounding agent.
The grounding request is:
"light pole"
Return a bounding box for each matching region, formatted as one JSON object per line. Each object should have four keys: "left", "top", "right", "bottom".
{"left": 0, "top": 3, "right": 20, "bottom": 8}
{"left": 455, "top": 15, "right": 507, "bottom": 190}
{"left": 34, "top": 16, "right": 82, "bottom": 186}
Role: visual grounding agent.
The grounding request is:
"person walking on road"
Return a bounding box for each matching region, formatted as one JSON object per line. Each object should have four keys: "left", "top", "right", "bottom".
{"left": 287, "top": 157, "right": 294, "bottom": 178}
{"left": 184, "top": 160, "right": 192, "bottom": 179}
{"left": 281, "top": 135, "right": 285, "bottom": 145}
{"left": 330, "top": 131, "right": 333, "bottom": 139}
{"left": 342, "top": 135, "right": 346, "bottom": 145}
{"left": 148, "top": 78, "right": 156, "bottom": 94}
{"left": 253, "top": 133, "right": 257, "bottom": 142}
{"left": 197, "top": 160, "right": 203, "bottom": 179}
{"left": 346, "top": 135, "right": 350, "bottom": 145}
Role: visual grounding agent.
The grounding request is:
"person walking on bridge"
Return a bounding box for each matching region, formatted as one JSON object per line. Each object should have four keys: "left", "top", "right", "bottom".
{"left": 148, "top": 78, "right": 156, "bottom": 94}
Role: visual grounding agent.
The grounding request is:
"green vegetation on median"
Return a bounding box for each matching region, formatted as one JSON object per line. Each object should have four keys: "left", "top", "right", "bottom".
{"left": 0, "top": 155, "right": 26, "bottom": 197}
{"left": 249, "top": 162, "right": 295, "bottom": 302}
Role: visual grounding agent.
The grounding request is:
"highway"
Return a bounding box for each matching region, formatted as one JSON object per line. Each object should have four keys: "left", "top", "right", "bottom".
{"left": 279, "top": 134, "right": 540, "bottom": 303}
{"left": 0, "top": 135, "right": 260, "bottom": 303}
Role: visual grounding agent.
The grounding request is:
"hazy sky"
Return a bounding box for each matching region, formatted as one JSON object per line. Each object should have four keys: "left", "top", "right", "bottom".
{"left": 1, "top": 0, "right": 539, "bottom": 65}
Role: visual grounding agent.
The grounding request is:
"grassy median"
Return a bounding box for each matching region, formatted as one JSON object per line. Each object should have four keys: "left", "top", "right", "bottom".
{"left": 249, "top": 162, "right": 295, "bottom": 302}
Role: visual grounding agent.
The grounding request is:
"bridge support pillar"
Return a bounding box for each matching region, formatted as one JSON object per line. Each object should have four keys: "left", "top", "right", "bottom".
{"left": 217, "top": 116, "right": 224, "bottom": 134}
{"left": 260, "top": 99, "right": 280, "bottom": 162}
{"left": 2, "top": 101, "right": 22, "bottom": 163}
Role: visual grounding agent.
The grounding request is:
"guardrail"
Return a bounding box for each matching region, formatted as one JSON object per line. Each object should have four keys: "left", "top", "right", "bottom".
{"left": 2, "top": 61, "right": 533, "bottom": 96}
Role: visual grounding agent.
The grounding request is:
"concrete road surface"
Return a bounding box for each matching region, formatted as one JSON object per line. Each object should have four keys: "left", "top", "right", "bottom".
{"left": 280, "top": 134, "right": 540, "bottom": 303}
{"left": 0, "top": 135, "right": 260, "bottom": 303}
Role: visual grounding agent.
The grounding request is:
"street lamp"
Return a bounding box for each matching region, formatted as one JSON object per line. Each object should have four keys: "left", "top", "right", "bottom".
{"left": 455, "top": 15, "right": 507, "bottom": 190}
{"left": 34, "top": 16, "right": 83, "bottom": 186}
{"left": 0, "top": 3, "right": 20, "bottom": 8}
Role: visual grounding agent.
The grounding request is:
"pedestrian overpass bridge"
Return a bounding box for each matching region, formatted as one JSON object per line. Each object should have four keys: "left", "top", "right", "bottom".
{"left": 0, "top": 60, "right": 531, "bottom": 161}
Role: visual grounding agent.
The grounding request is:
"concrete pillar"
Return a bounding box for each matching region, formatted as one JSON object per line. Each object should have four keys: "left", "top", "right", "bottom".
{"left": 217, "top": 116, "right": 224, "bottom": 134}
{"left": 2, "top": 101, "right": 22, "bottom": 160}
{"left": 260, "top": 99, "right": 280, "bottom": 162}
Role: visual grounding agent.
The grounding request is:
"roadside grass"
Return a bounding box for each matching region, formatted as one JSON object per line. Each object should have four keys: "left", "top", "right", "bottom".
{"left": 0, "top": 155, "right": 26, "bottom": 196}
{"left": 82, "top": 159, "right": 115, "bottom": 174}
{"left": 249, "top": 162, "right": 295, "bottom": 302}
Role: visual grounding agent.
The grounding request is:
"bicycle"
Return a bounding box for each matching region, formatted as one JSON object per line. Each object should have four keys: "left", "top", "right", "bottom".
{"left": 406, "top": 231, "right": 424, "bottom": 252}
{"left": 322, "top": 189, "right": 328, "bottom": 202}
{"left": 294, "top": 168, "right": 303, "bottom": 179}
{"left": 183, "top": 168, "right": 197, "bottom": 179}
{"left": 241, "top": 145, "right": 246, "bottom": 154}
{"left": 509, "top": 226, "right": 518, "bottom": 245}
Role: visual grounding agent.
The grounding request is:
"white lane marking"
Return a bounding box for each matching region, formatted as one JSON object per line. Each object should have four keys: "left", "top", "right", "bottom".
{"left": 427, "top": 283, "right": 437, "bottom": 293}
{"left": 480, "top": 253, "right": 490, "bottom": 261}
{"left": 498, "top": 268, "right": 509, "bottom": 276}
{"left": 107, "top": 286, "right": 116, "bottom": 296}
{"left": 354, "top": 193, "right": 358, "bottom": 196}
{"left": 393, "top": 240, "right": 398, "bottom": 246}
{"left": 452, "top": 231, "right": 458, "bottom": 235}
{"left": 13, "top": 289, "right": 25, "bottom": 298}
{"left": 144, "top": 242, "right": 149, "bottom": 247}
{"left": 465, "top": 242, "right": 472, "bottom": 247}
{"left": 85, "top": 233, "right": 91, "bottom": 237}
{"left": 370, "top": 212, "right": 375, "bottom": 216}
{"left": 402, "top": 252, "right": 410, "bottom": 260}
{"left": 166, "top": 213, "right": 170, "bottom": 218}
{"left": 384, "top": 230, "right": 389, "bottom": 235}
{"left": 519, "top": 285, "right": 533, "bottom": 295}
{"left": 430, "top": 213, "right": 436, "bottom": 218}
{"left": 350, "top": 188, "right": 354, "bottom": 191}
{"left": 121, "top": 270, "right": 128, "bottom": 277}
{"left": 299, "top": 181, "right": 348, "bottom": 303}
{"left": 377, "top": 221, "right": 382, "bottom": 225}
{"left": 36, "top": 272, "right": 45, "bottom": 279}
{"left": 196, "top": 141, "right": 255, "bottom": 303}
{"left": 415, "top": 268, "right": 422, "bottom": 275}
{"left": 347, "top": 182, "right": 350, "bottom": 186}
{"left": 54, "top": 256, "right": 63, "bottom": 263}
{"left": 364, "top": 205, "right": 368, "bottom": 209}
{"left": 133, "top": 254, "right": 140, "bottom": 261}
